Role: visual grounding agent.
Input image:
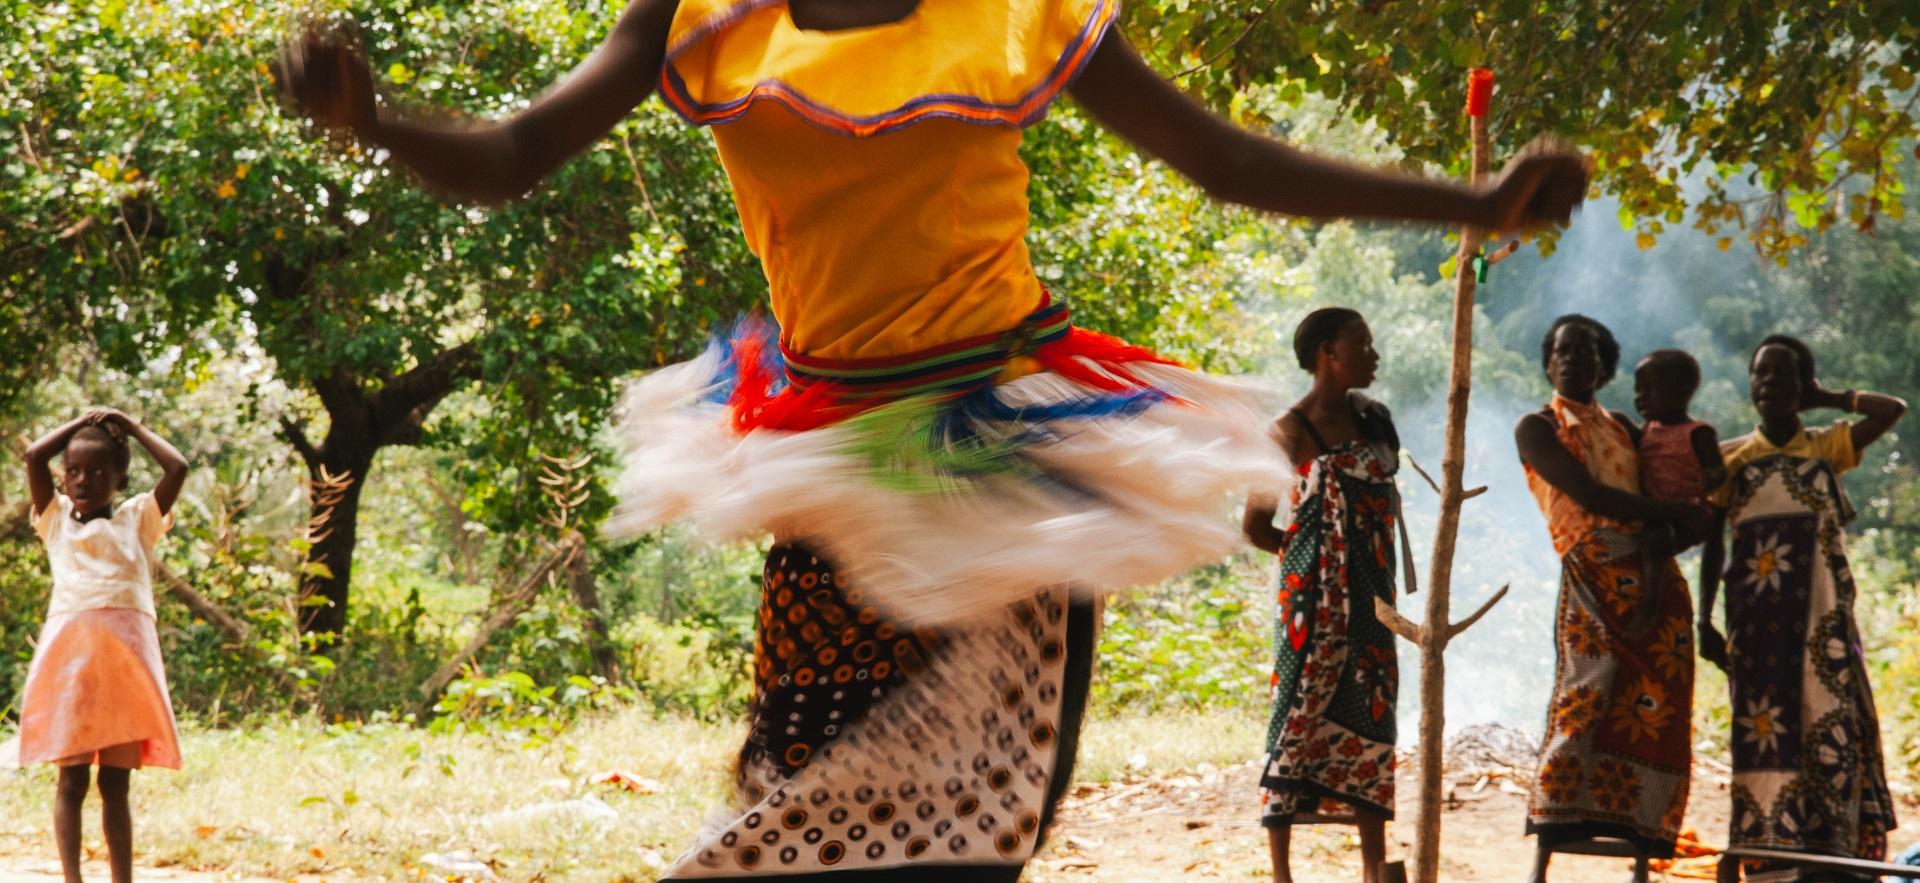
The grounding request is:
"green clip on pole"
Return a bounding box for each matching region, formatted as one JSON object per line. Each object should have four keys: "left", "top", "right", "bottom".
{"left": 1471, "top": 253, "right": 1488, "bottom": 284}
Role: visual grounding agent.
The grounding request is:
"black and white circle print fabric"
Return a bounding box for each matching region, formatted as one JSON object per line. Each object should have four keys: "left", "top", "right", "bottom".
{"left": 670, "top": 589, "right": 1071, "bottom": 876}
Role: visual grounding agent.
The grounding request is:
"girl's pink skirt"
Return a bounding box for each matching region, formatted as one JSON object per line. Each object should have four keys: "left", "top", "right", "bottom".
{"left": 7, "top": 608, "right": 180, "bottom": 769}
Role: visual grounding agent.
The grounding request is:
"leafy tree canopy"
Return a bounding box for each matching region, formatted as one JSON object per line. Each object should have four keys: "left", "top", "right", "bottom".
{"left": 1127, "top": 0, "right": 1920, "bottom": 257}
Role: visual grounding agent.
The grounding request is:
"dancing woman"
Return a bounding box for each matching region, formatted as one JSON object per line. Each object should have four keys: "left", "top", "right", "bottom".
{"left": 1514, "top": 315, "right": 1707, "bottom": 883}
{"left": 280, "top": 1, "right": 1588, "bottom": 876}
{"left": 1699, "top": 335, "right": 1905, "bottom": 877}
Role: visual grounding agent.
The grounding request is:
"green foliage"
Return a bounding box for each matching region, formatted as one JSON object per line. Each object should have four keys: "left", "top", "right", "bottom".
{"left": 0, "top": 0, "right": 763, "bottom": 617}
{"left": 0, "top": 529, "right": 52, "bottom": 721}
{"left": 1093, "top": 562, "right": 1268, "bottom": 713}
{"left": 1126, "top": 0, "right": 1920, "bottom": 256}
{"left": 428, "top": 670, "right": 635, "bottom": 748}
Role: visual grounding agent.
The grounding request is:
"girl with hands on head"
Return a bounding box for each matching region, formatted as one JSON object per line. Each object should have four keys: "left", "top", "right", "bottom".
{"left": 16, "top": 408, "right": 188, "bottom": 883}
{"left": 1696, "top": 335, "right": 1905, "bottom": 871}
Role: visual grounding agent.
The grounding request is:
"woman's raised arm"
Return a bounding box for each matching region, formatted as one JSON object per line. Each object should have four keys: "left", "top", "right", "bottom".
{"left": 277, "top": 0, "right": 680, "bottom": 204}
{"left": 1068, "top": 34, "right": 1589, "bottom": 232}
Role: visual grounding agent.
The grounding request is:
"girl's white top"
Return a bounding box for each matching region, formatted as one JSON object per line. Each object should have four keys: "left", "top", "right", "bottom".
{"left": 31, "top": 493, "right": 172, "bottom": 619}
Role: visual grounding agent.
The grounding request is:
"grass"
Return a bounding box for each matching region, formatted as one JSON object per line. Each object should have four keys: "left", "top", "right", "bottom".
{"left": 0, "top": 707, "right": 1266, "bottom": 882}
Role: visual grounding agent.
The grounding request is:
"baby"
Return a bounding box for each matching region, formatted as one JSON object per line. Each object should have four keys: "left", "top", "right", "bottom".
{"left": 1632, "top": 349, "right": 1726, "bottom": 548}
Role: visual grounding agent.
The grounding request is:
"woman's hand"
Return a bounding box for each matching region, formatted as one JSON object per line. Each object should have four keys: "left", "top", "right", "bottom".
{"left": 1677, "top": 504, "right": 1714, "bottom": 544}
{"left": 1697, "top": 619, "right": 1730, "bottom": 672}
{"left": 1482, "top": 139, "right": 1592, "bottom": 234}
{"left": 276, "top": 24, "right": 379, "bottom": 135}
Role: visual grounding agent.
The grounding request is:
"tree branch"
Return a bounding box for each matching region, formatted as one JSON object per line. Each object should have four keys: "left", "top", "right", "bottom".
{"left": 156, "top": 562, "right": 253, "bottom": 645}
{"left": 1373, "top": 595, "right": 1425, "bottom": 643}
{"left": 374, "top": 340, "right": 480, "bottom": 448}
{"left": 279, "top": 415, "right": 321, "bottom": 466}
{"left": 416, "top": 532, "right": 584, "bottom": 704}
{"left": 1445, "top": 583, "right": 1510, "bottom": 642}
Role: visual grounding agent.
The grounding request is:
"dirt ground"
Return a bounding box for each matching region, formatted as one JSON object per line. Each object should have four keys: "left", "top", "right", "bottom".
{"left": 0, "top": 764, "right": 1734, "bottom": 883}
{"left": 0, "top": 735, "right": 1848, "bottom": 882}
{"left": 1027, "top": 754, "right": 1736, "bottom": 882}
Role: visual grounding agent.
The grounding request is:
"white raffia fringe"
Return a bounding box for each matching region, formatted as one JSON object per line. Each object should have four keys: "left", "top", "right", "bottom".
{"left": 606, "top": 351, "right": 1292, "bottom": 626}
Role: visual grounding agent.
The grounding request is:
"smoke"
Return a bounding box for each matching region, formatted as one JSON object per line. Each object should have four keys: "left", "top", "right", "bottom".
{"left": 1253, "top": 193, "right": 1764, "bottom": 743}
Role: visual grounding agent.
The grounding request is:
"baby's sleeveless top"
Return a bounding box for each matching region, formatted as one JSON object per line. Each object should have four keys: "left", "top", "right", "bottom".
{"left": 661, "top": 0, "right": 1118, "bottom": 360}
{"left": 31, "top": 493, "right": 172, "bottom": 619}
{"left": 1638, "top": 420, "right": 1708, "bottom": 504}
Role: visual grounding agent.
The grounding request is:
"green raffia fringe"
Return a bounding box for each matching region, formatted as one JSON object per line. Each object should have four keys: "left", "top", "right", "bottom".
{"left": 834, "top": 395, "right": 1039, "bottom": 494}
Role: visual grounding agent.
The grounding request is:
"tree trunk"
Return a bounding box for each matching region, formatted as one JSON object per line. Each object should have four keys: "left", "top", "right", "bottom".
{"left": 279, "top": 342, "right": 479, "bottom": 642}
{"left": 1366, "top": 70, "right": 1512, "bottom": 883}
{"left": 295, "top": 442, "right": 371, "bottom": 639}
{"left": 567, "top": 550, "right": 621, "bottom": 682}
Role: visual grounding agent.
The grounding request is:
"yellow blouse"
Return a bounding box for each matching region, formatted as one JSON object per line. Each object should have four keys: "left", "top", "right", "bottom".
{"left": 1708, "top": 419, "right": 1857, "bottom": 505}
{"left": 660, "top": 0, "right": 1118, "bottom": 360}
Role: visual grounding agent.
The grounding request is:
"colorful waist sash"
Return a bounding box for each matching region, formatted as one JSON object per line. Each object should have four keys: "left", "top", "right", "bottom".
{"left": 780, "top": 296, "right": 1070, "bottom": 400}
{"left": 726, "top": 294, "right": 1178, "bottom": 433}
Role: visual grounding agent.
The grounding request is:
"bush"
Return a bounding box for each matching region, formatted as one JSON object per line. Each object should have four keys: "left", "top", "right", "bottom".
{"left": 0, "top": 526, "right": 52, "bottom": 722}
{"left": 1092, "top": 559, "right": 1268, "bottom": 714}
{"left": 429, "top": 670, "right": 636, "bottom": 749}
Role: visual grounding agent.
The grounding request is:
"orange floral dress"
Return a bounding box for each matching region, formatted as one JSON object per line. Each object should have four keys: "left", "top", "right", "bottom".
{"left": 4, "top": 493, "right": 181, "bottom": 771}
{"left": 1522, "top": 396, "right": 1692, "bottom": 855}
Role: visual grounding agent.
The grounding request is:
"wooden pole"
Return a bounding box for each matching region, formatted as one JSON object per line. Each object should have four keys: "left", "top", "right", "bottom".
{"left": 1371, "top": 67, "right": 1512, "bottom": 883}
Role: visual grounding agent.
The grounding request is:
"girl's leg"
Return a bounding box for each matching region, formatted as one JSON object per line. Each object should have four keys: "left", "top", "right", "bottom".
{"left": 96, "top": 765, "right": 133, "bottom": 883}
{"left": 54, "top": 764, "right": 90, "bottom": 883}
{"left": 1356, "top": 812, "right": 1387, "bottom": 883}
{"left": 1267, "top": 825, "right": 1294, "bottom": 883}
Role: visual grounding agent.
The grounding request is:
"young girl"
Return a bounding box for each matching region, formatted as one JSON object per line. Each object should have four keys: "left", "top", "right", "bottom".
{"left": 1698, "top": 335, "right": 1906, "bottom": 875}
{"left": 1244, "top": 308, "right": 1406, "bottom": 883}
{"left": 1632, "top": 349, "right": 1726, "bottom": 528}
{"left": 278, "top": 0, "right": 1589, "bottom": 876}
{"left": 17, "top": 409, "right": 187, "bottom": 883}
{"left": 1630, "top": 348, "right": 1726, "bottom": 634}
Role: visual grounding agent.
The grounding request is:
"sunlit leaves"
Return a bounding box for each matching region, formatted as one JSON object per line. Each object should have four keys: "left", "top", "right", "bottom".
{"left": 1125, "top": 0, "right": 1920, "bottom": 258}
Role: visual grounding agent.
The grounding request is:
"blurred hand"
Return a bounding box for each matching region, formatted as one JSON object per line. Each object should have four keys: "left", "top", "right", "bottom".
{"left": 275, "top": 22, "right": 378, "bottom": 134}
{"left": 1698, "top": 620, "right": 1730, "bottom": 672}
{"left": 1484, "top": 138, "right": 1591, "bottom": 233}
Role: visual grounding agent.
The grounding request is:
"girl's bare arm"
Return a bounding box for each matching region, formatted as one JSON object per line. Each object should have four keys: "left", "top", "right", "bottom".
{"left": 1069, "top": 35, "right": 1588, "bottom": 230}
{"left": 278, "top": 0, "right": 679, "bottom": 204}
{"left": 103, "top": 413, "right": 191, "bottom": 516}
{"left": 24, "top": 415, "right": 93, "bottom": 515}
{"left": 1243, "top": 417, "right": 1310, "bottom": 554}
{"left": 1514, "top": 413, "right": 1702, "bottom": 527}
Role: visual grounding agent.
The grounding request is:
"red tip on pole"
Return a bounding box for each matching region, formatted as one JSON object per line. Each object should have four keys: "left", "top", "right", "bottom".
{"left": 1466, "top": 68, "right": 1495, "bottom": 117}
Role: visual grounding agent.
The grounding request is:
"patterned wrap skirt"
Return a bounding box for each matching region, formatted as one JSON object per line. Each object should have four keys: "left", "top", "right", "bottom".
{"left": 1259, "top": 440, "right": 1400, "bottom": 825}
{"left": 1527, "top": 527, "right": 1693, "bottom": 856}
{"left": 672, "top": 541, "right": 1094, "bottom": 879}
{"left": 1722, "top": 454, "right": 1894, "bottom": 879}
{"left": 611, "top": 304, "right": 1286, "bottom": 877}
{"left": 5, "top": 607, "right": 180, "bottom": 770}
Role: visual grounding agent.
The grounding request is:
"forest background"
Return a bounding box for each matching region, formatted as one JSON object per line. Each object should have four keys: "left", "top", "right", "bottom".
{"left": 1, "top": 0, "right": 1917, "bottom": 878}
